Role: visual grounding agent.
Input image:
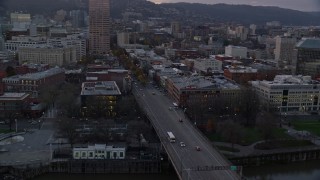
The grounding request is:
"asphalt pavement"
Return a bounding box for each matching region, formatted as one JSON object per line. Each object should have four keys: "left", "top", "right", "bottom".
{"left": 133, "top": 83, "right": 240, "bottom": 180}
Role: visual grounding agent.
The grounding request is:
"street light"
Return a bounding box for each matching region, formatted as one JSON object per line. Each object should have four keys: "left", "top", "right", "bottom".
{"left": 15, "top": 119, "right": 17, "bottom": 133}
{"left": 38, "top": 119, "right": 41, "bottom": 130}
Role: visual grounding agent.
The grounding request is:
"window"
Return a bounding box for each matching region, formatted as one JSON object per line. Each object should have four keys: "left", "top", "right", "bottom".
{"left": 120, "top": 152, "right": 124, "bottom": 157}
{"left": 89, "top": 152, "right": 93, "bottom": 157}
{"left": 82, "top": 152, "right": 86, "bottom": 157}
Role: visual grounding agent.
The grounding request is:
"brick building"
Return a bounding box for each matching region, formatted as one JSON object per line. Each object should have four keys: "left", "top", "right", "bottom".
{"left": 2, "top": 67, "right": 65, "bottom": 97}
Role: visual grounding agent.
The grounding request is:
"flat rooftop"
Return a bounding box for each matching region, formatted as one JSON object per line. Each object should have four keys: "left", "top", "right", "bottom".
{"left": 81, "top": 81, "right": 121, "bottom": 96}
{"left": 0, "top": 93, "right": 29, "bottom": 101}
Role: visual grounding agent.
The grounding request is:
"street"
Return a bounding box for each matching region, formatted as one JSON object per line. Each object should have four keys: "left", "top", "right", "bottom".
{"left": 133, "top": 82, "right": 239, "bottom": 180}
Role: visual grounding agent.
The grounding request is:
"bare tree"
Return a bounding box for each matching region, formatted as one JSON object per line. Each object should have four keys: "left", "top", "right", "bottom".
{"left": 56, "top": 118, "right": 79, "bottom": 148}
{"left": 237, "top": 88, "right": 260, "bottom": 127}
{"left": 56, "top": 83, "right": 80, "bottom": 118}
{"left": 256, "top": 111, "right": 277, "bottom": 142}
{"left": 217, "top": 120, "right": 243, "bottom": 150}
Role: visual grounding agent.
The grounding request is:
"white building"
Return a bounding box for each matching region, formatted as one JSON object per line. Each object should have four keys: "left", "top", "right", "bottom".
{"left": 48, "top": 34, "right": 87, "bottom": 61}
{"left": 193, "top": 57, "right": 222, "bottom": 74}
{"left": 5, "top": 35, "right": 47, "bottom": 52}
{"left": 117, "top": 32, "right": 129, "bottom": 47}
{"left": 18, "top": 45, "right": 76, "bottom": 66}
{"left": 274, "top": 36, "right": 297, "bottom": 71}
{"left": 225, "top": 45, "right": 247, "bottom": 59}
{"left": 73, "top": 144, "right": 126, "bottom": 160}
{"left": 251, "top": 75, "right": 320, "bottom": 113}
{"left": 235, "top": 26, "right": 249, "bottom": 41}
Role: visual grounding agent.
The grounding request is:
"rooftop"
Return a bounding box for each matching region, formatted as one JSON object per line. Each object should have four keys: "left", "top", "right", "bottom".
{"left": 296, "top": 38, "right": 320, "bottom": 49}
{"left": 0, "top": 93, "right": 29, "bottom": 101}
{"left": 252, "top": 75, "right": 320, "bottom": 86}
{"left": 81, "top": 81, "right": 121, "bottom": 96}
{"left": 170, "top": 76, "right": 240, "bottom": 90}
{"left": 21, "top": 67, "right": 64, "bottom": 80}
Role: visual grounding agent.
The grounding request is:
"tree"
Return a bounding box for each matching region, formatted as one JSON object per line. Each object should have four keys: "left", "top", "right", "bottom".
{"left": 39, "top": 84, "right": 59, "bottom": 108}
{"left": 218, "top": 120, "right": 243, "bottom": 150}
{"left": 56, "top": 83, "right": 80, "bottom": 118}
{"left": 5, "top": 66, "right": 16, "bottom": 77}
{"left": 56, "top": 118, "right": 79, "bottom": 148}
{"left": 256, "top": 111, "right": 277, "bottom": 142}
{"left": 5, "top": 112, "right": 20, "bottom": 131}
{"left": 237, "top": 88, "right": 260, "bottom": 127}
{"left": 206, "top": 119, "right": 215, "bottom": 133}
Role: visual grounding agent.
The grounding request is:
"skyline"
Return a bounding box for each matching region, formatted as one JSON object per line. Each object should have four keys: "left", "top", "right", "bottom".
{"left": 148, "top": 0, "right": 320, "bottom": 12}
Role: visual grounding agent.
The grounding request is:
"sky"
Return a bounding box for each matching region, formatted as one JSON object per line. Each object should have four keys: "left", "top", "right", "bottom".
{"left": 148, "top": 0, "right": 320, "bottom": 12}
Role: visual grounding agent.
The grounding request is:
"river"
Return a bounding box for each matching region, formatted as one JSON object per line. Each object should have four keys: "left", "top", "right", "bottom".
{"left": 243, "top": 160, "right": 320, "bottom": 180}
{"left": 32, "top": 160, "right": 320, "bottom": 180}
{"left": 33, "top": 172, "right": 179, "bottom": 180}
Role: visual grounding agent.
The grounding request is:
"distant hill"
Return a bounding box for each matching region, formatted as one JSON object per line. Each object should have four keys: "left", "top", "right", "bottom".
{"left": 158, "top": 3, "right": 320, "bottom": 25}
{"left": 0, "top": 0, "right": 319, "bottom": 26}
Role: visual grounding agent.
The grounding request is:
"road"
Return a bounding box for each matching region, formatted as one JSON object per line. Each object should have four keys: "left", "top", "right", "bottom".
{"left": 133, "top": 82, "right": 240, "bottom": 180}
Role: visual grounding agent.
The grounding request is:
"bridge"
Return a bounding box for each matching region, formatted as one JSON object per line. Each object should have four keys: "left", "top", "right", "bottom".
{"left": 133, "top": 83, "right": 240, "bottom": 180}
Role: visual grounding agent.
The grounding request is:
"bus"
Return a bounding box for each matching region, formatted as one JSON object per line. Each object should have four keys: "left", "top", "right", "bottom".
{"left": 167, "top": 132, "right": 176, "bottom": 143}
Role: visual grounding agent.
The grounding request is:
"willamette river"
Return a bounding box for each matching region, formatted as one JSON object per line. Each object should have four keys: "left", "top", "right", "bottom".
{"left": 33, "top": 160, "right": 320, "bottom": 180}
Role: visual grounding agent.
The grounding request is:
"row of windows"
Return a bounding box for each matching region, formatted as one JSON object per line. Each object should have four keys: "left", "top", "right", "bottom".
{"left": 74, "top": 151, "right": 124, "bottom": 158}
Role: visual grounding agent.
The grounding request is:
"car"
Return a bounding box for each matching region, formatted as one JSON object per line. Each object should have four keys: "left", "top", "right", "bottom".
{"left": 180, "top": 142, "right": 186, "bottom": 147}
{"left": 179, "top": 118, "right": 183, "bottom": 122}
{"left": 152, "top": 92, "right": 155, "bottom": 95}
{"left": 31, "top": 121, "right": 38, "bottom": 125}
{"left": 0, "top": 121, "right": 6, "bottom": 124}
{"left": 195, "top": 146, "right": 201, "bottom": 151}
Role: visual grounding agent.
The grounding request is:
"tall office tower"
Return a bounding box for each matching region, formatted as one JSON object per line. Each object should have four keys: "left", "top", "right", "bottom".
{"left": 89, "top": 0, "right": 110, "bottom": 55}
{"left": 275, "top": 35, "right": 297, "bottom": 71}
{"left": 10, "top": 13, "right": 31, "bottom": 30}
{"left": 296, "top": 38, "right": 320, "bottom": 78}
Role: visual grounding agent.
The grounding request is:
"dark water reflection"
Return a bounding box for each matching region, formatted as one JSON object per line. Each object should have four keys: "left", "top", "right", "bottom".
{"left": 34, "top": 173, "right": 179, "bottom": 180}
{"left": 243, "top": 160, "right": 320, "bottom": 180}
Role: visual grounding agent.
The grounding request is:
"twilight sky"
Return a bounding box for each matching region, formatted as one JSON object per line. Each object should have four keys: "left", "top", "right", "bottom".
{"left": 148, "top": 0, "right": 320, "bottom": 12}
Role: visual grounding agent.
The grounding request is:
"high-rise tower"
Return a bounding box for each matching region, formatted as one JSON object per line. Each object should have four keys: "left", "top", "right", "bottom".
{"left": 89, "top": 0, "right": 110, "bottom": 55}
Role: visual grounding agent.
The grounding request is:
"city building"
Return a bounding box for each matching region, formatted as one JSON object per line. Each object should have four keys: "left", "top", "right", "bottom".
{"left": 225, "top": 45, "right": 248, "bottom": 59}
{"left": 18, "top": 45, "right": 76, "bottom": 66}
{"left": 0, "top": 92, "right": 30, "bottom": 117}
{"left": 251, "top": 75, "right": 320, "bottom": 113}
{"left": 235, "top": 26, "right": 249, "bottom": 41}
{"left": 86, "top": 69, "right": 131, "bottom": 92}
{"left": 5, "top": 35, "right": 47, "bottom": 52}
{"left": 192, "top": 57, "right": 222, "bottom": 74}
{"left": 89, "top": 0, "right": 110, "bottom": 55}
{"left": 70, "top": 10, "right": 85, "bottom": 28}
{"left": 2, "top": 67, "right": 65, "bottom": 97}
{"left": 48, "top": 34, "right": 87, "bottom": 61}
{"left": 166, "top": 75, "right": 241, "bottom": 108}
{"left": 296, "top": 38, "right": 320, "bottom": 78}
{"left": 73, "top": 144, "right": 126, "bottom": 160}
{"left": 81, "top": 81, "right": 121, "bottom": 118}
{"left": 10, "top": 13, "right": 31, "bottom": 31}
{"left": 224, "top": 66, "right": 258, "bottom": 84}
{"left": 117, "top": 32, "right": 129, "bottom": 47}
{"left": 274, "top": 35, "right": 297, "bottom": 71}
